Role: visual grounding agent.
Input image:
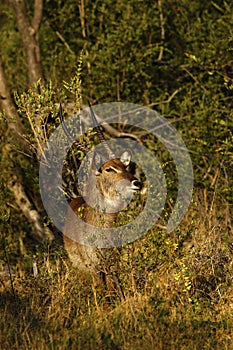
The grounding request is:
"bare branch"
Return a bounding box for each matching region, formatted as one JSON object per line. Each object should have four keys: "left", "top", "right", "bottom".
{"left": 182, "top": 66, "right": 208, "bottom": 92}
{"left": 10, "top": 176, "right": 44, "bottom": 239}
{"left": 147, "top": 88, "right": 181, "bottom": 108}
{"left": 79, "top": 0, "right": 86, "bottom": 38}
{"left": 55, "top": 30, "right": 76, "bottom": 56}
{"left": 0, "top": 57, "right": 30, "bottom": 153}
{"left": 78, "top": 0, "right": 91, "bottom": 74}
{"left": 9, "top": 174, "right": 54, "bottom": 241}
{"left": 31, "top": 0, "right": 43, "bottom": 32}
{"left": 157, "top": 0, "right": 165, "bottom": 62}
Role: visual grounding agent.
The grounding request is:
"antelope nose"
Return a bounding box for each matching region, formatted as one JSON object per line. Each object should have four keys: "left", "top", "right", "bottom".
{"left": 132, "top": 180, "right": 141, "bottom": 190}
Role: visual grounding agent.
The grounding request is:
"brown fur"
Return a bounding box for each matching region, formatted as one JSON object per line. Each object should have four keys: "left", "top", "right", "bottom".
{"left": 63, "top": 152, "right": 141, "bottom": 295}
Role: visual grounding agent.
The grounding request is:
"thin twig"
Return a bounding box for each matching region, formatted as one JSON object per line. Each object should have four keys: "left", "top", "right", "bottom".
{"left": 157, "top": 0, "right": 165, "bottom": 62}
{"left": 182, "top": 66, "right": 208, "bottom": 92}
{"left": 55, "top": 30, "right": 76, "bottom": 57}
{"left": 147, "top": 88, "right": 181, "bottom": 108}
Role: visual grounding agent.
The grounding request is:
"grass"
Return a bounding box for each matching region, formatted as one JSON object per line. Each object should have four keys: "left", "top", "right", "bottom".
{"left": 1, "top": 190, "right": 233, "bottom": 350}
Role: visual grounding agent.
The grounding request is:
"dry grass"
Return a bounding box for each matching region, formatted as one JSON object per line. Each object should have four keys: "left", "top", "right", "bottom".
{"left": 1, "top": 190, "right": 233, "bottom": 350}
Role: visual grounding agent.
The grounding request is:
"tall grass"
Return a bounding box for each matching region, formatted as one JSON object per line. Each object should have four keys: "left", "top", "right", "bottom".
{"left": 1, "top": 189, "right": 233, "bottom": 350}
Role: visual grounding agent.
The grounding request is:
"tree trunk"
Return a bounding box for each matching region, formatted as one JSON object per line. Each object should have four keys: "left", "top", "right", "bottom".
{"left": 0, "top": 2, "right": 53, "bottom": 242}
{"left": 0, "top": 57, "right": 30, "bottom": 154}
{"left": 10, "top": 0, "right": 44, "bottom": 85}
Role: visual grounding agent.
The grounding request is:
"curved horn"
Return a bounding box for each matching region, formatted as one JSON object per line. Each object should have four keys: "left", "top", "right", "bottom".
{"left": 59, "top": 103, "right": 87, "bottom": 153}
{"left": 59, "top": 103, "right": 73, "bottom": 142}
{"left": 88, "top": 101, "right": 115, "bottom": 158}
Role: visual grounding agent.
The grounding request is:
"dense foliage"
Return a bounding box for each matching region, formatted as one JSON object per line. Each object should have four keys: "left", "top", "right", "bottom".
{"left": 0, "top": 0, "right": 233, "bottom": 349}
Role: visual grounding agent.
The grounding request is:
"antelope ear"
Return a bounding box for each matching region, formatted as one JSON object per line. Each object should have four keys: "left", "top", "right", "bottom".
{"left": 120, "top": 150, "right": 131, "bottom": 166}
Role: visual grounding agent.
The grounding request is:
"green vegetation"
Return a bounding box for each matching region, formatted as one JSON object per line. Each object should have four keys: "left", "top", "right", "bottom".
{"left": 0, "top": 0, "right": 233, "bottom": 349}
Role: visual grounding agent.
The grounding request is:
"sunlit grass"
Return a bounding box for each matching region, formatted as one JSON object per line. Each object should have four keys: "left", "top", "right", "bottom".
{"left": 1, "top": 190, "right": 233, "bottom": 350}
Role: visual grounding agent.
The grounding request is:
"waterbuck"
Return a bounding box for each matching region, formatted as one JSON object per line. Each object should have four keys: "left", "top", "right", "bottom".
{"left": 60, "top": 104, "right": 141, "bottom": 291}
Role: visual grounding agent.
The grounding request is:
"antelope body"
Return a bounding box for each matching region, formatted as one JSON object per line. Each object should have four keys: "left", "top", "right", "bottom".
{"left": 63, "top": 150, "right": 141, "bottom": 274}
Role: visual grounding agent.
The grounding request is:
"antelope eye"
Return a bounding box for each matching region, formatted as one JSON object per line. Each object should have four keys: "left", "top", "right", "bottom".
{"left": 105, "top": 167, "right": 117, "bottom": 173}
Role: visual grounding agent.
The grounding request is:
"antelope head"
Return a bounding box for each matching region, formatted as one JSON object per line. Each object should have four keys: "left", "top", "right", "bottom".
{"left": 92, "top": 150, "right": 141, "bottom": 213}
